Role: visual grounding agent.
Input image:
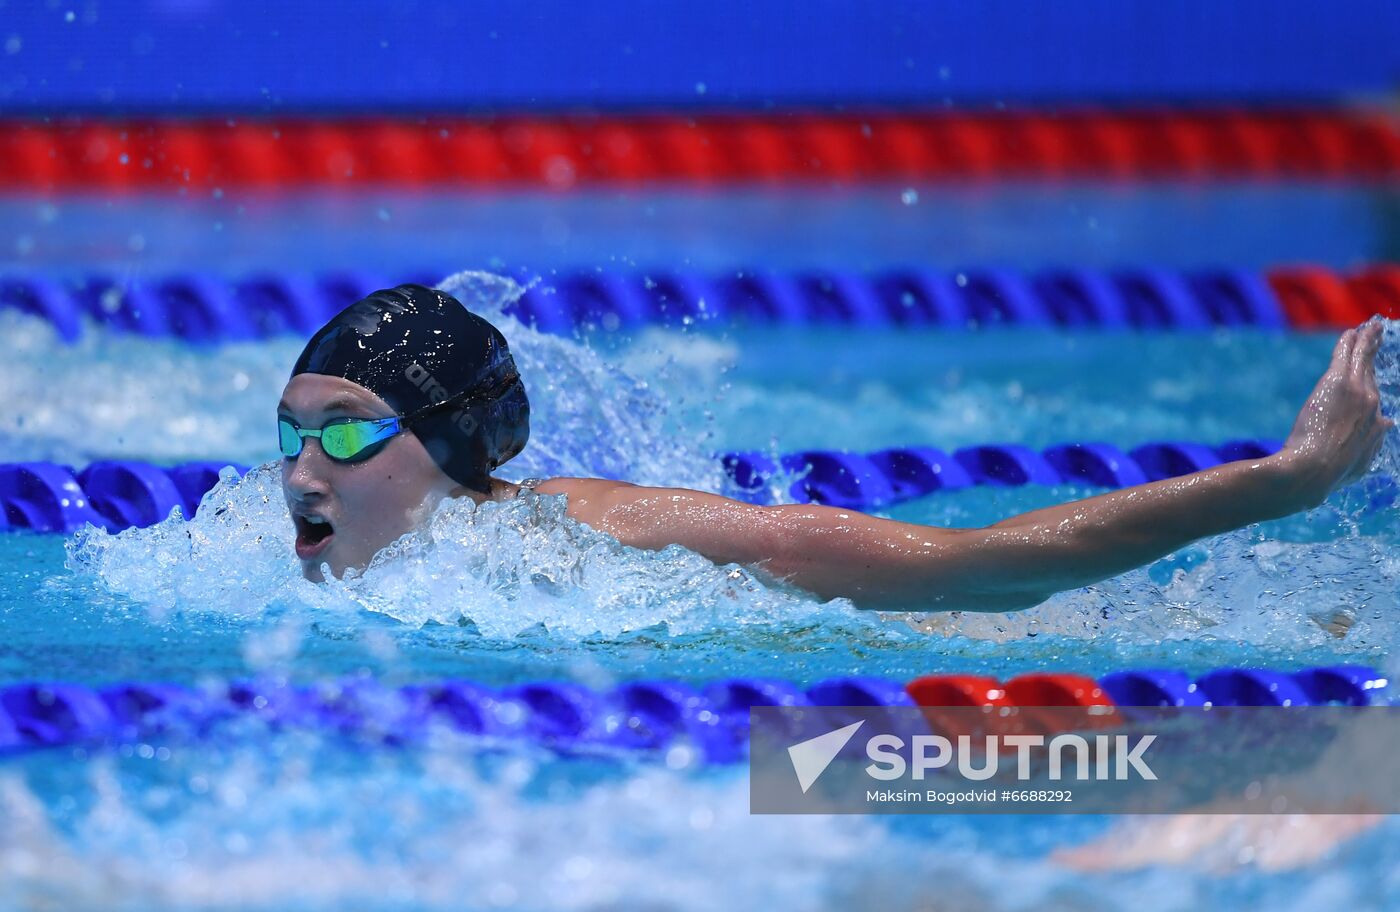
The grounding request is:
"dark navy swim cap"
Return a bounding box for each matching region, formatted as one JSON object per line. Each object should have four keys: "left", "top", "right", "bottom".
{"left": 289, "top": 284, "right": 530, "bottom": 492}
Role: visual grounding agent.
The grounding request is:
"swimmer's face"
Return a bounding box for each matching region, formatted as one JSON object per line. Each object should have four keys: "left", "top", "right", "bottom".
{"left": 278, "top": 374, "right": 458, "bottom": 582}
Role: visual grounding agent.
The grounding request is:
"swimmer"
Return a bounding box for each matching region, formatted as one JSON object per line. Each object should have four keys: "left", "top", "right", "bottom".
{"left": 279, "top": 284, "right": 1393, "bottom": 609}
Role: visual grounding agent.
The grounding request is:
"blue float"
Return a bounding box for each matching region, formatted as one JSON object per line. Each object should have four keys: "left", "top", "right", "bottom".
{"left": 0, "top": 267, "right": 1315, "bottom": 341}
{"left": 1189, "top": 269, "right": 1287, "bottom": 329}
{"left": 1215, "top": 438, "right": 1283, "bottom": 462}
{"left": 511, "top": 286, "right": 576, "bottom": 335}
{"left": 1292, "top": 666, "right": 1386, "bottom": 706}
{"left": 1195, "top": 669, "right": 1313, "bottom": 706}
{"left": 1043, "top": 442, "right": 1150, "bottom": 488}
{"left": 78, "top": 461, "right": 186, "bottom": 529}
{"left": 717, "top": 272, "right": 808, "bottom": 324}
{"left": 0, "top": 683, "right": 115, "bottom": 746}
{"left": 225, "top": 679, "right": 324, "bottom": 727}
{"left": 958, "top": 270, "right": 1052, "bottom": 326}
{"left": 704, "top": 678, "right": 811, "bottom": 714}
{"left": 0, "top": 703, "right": 19, "bottom": 749}
{"left": 318, "top": 272, "right": 391, "bottom": 313}
{"left": 1129, "top": 442, "right": 1224, "bottom": 481}
{"left": 405, "top": 680, "right": 517, "bottom": 736}
{"left": 953, "top": 444, "right": 1063, "bottom": 487}
{"left": 504, "top": 681, "right": 619, "bottom": 749}
{"left": 639, "top": 272, "right": 718, "bottom": 325}
{"left": 100, "top": 682, "right": 204, "bottom": 736}
{"left": 876, "top": 270, "right": 969, "bottom": 327}
{"left": 612, "top": 680, "right": 728, "bottom": 758}
{"left": 0, "top": 277, "right": 83, "bottom": 343}
{"left": 806, "top": 677, "right": 915, "bottom": 707}
{"left": 0, "top": 462, "right": 111, "bottom": 532}
{"left": 166, "top": 462, "right": 245, "bottom": 518}
{"left": 867, "top": 446, "right": 975, "bottom": 499}
{"left": 798, "top": 271, "right": 890, "bottom": 326}
{"left": 1034, "top": 269, "right": 1132, "bottom": 328}
{"left": 239, "top": 274, "right": 332, "bottom": 335}
{"left": 130, "top": 275, "right": 255, "bottom": 343}
{"left": 1099, "top": 669, "right": 1206, "bottom": 707}
{"left": 558, "top": 274, "right": 653, "bottom": 329}
{"left": 780, "top": 450, "right": 899, "bottom": 509}
{"left": 718, "top": 451, "right": 778, "bottom": 504}
{"left": 1112, "top": 269, "right": 1212, "bottom": 329}
{"left": 68, "top": 275, "right": 161, "bottom": 337}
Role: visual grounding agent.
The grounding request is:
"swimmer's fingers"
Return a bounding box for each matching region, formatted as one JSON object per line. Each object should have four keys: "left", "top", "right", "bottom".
{"left": 1297, "top": 328, "right": 1355, "bottom": 414}
{"left": 1353, "top": 324, "right": 1386, "bottom": 436}
{"left": 1331, "top": 327, "right": 1358, "bottom": 374}
{"left": 1350, "top": 321, "right": 1383, "bottom": 385}
{"left": 1291, "top": 328, "right": 1359, "bottom": 438}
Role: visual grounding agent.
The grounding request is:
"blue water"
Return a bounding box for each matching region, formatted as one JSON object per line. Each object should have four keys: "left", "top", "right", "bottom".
{"left": 4, "top": 216, "right": 1400, "bottom": 907}
{"left": 2, "top": 184, "right": 1395, "bottom": 275}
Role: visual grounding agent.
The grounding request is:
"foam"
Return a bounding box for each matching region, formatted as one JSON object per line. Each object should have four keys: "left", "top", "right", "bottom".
{"left": 64, "top": 460, "right": 871, "bottom": 641}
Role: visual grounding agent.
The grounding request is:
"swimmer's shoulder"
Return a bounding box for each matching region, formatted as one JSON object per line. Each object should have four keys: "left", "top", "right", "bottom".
{"left": 526, "top": 477, "right": 640, "bottom": 525}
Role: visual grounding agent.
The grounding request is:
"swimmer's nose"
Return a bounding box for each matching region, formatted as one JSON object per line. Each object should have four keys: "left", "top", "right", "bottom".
{"left": 282, "top": 440, "right": 334, "bottom": 498}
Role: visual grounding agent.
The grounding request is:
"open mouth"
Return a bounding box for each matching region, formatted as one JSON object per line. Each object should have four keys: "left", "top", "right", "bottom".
{"left": 294, "top": 514, "right": 336, "bottom": 560}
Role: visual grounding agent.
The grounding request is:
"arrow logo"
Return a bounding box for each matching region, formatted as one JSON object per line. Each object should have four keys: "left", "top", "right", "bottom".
{"left": 787, "top": 720, "right": 865, "bottom": 793}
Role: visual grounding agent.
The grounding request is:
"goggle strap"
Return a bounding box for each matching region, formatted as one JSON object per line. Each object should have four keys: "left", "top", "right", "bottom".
{"left": 402, "top": 369, "right": 521, "bottom": 427}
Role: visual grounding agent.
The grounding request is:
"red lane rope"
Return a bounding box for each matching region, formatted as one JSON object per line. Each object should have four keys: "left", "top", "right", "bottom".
{"left": 2, "top": 110, "right": 1398, "bottom": 190}
{"left": 1268, "top": 265, "right": 1400, "bottom": 327}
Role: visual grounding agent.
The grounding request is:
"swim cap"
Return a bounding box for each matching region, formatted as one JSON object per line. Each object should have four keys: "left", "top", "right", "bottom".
{"left": 289, "top": 284, "right": 530, "bottom": 492}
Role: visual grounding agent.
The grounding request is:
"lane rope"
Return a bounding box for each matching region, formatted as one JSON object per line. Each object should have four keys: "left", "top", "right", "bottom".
{"left": 0, "top": 666, "right": 1384, "bottom": 761}
{"left": 4, "top": 110, "right": 1400, "bottom": 190}
{"left": 4, "top": 265, "right": 1398, "bottom": 344}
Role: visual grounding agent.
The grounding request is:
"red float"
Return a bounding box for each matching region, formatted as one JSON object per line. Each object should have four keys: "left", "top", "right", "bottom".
{"left": 0, "top": 110, "right": 1396, "bottom": 189}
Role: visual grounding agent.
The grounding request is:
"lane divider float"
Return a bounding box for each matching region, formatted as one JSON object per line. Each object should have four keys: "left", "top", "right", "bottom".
{"left": 0, "top": 666, "right": 1384, "bottom": 760}
{"left": 3, "top": 266, "right": 1398, "bottom": 344}
{"left": 3, "top": 110, "right": 1399, "bottom": 190}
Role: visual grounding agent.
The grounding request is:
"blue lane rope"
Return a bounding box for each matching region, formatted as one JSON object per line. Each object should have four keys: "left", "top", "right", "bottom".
{"left": 0, "top": 666, "right": 1386, "bottom": 761}
{"left": 3, "top": 443, "right": 1395, "bottom": 533}
{"left": 0, "top": 268, "right": 1310, "bottom": 344}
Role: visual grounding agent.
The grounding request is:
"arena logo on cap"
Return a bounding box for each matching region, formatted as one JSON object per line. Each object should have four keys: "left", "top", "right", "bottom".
{"left": 405, "top": 363, "right": 452, "bottom": 404}
{"left": 405, "top": 363, "right": 479, "bottom": 434}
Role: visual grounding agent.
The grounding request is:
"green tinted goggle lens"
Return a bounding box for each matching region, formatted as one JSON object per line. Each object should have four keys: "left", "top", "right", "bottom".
{"left": 278, "top": 417, "right": 401, "bottom": 463}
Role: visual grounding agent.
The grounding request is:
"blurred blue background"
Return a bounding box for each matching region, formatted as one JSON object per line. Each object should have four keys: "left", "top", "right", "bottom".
{"left": 3, "top": 0, "right": 1400, "bottom": 111}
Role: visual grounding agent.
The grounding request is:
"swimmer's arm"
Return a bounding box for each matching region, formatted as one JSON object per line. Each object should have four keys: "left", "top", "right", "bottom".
{"left": 559, "top": 322, "right": 1389, "bottom": 612}
{"left": 560, "top": 456, "right": 1302, "bottom": 612}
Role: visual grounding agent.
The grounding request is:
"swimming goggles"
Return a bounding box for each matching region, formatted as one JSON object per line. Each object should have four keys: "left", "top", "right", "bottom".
{"left": 278, "top": 414, "right": 405, "bottom": 463}
{"left": 277, "top": 369, "right": 521, "bottom": 464}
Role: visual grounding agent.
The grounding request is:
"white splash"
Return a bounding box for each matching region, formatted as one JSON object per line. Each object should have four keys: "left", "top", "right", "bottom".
{"left": 0, "top": 309, "right": 295, "bottom": 465}
{"left": 65, "top": 462, "right": 867, "bottom": 641}
{"left": 435, "top": 270, "right": 723, "bottom": 490}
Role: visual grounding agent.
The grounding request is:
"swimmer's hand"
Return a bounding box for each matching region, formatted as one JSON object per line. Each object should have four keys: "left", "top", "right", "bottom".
{"left": 1277, "top": 321, "right": 1393, "bottom": 507}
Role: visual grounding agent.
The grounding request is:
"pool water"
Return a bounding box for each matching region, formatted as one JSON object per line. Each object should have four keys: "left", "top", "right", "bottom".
{"left": 2, "top": 260, "right": 1400, "bottom": 909}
